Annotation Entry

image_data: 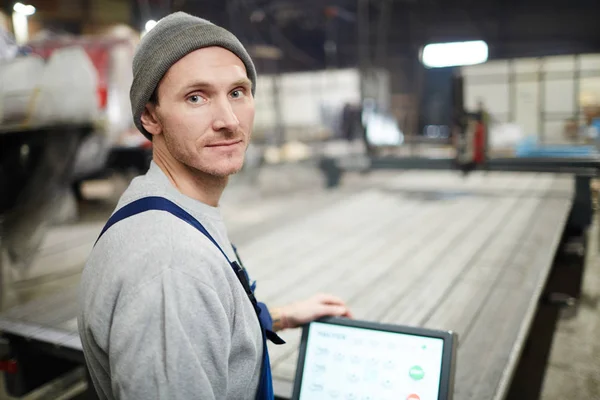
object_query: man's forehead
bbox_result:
[178,77,252,91]
[176,47,246,70]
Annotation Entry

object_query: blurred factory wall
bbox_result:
[388,56,421,139]
[252,68,390,144]
[462,54,600,145]
[0,10,9,31]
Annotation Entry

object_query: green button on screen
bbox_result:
[409,365,425,381]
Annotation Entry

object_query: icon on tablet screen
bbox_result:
[310,383,324,392]
[367,357,379,366]
[409,365,425,380]
[407,394,421,400]
[313,364,326,373]
[316,347,329,356]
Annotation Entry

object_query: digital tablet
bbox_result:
[291,317,457,400]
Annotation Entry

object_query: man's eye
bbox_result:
[231,89,245,99]
[188,95,203,104]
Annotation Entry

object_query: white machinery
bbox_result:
[0,33,150,293]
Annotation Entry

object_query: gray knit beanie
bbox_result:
[130,12,257,139]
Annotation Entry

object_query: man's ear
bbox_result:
[141,104,162,137]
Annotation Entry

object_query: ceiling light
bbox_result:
[13,2,36,16]
[145,20,157,32]
[421,40,488,68]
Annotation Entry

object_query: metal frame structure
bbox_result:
[319,154,599,233]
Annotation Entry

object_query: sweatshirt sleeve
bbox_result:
[108,268,231,400]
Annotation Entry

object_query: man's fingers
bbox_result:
[315,293,346,306]
[319,305,351,318]
[312,294,353,319]
[336,306,353,319]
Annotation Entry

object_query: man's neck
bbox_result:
[152,141,227,207]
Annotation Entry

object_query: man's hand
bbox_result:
[271,294,353,331]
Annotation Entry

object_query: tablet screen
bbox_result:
[298,321,445,400]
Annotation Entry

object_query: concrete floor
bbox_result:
[540,218,600,400]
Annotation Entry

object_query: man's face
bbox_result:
[145,47,255,178]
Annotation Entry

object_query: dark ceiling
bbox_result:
[130,0,600,72]
[10,0,596,72]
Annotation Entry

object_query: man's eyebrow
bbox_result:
[182,81,213,91]
[182,78,252,92]
[231,78,252,88]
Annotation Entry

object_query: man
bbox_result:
[78,12,352,400]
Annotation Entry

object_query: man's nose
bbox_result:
[212,97,240,132]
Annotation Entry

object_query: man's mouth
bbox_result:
[206,139,243,148]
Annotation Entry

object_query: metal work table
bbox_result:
[249,171,574,399]
[0,171,576,399]
[365,156,600,175]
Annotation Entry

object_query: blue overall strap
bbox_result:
[96,196,282,400]
[255,333,275,400]
[96,196,231,264]
[233,245,275,334]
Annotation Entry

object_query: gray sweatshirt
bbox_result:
[78,162,263,400]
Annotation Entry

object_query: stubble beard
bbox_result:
[162,125,247,179]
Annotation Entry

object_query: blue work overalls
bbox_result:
[96,196,286,400]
